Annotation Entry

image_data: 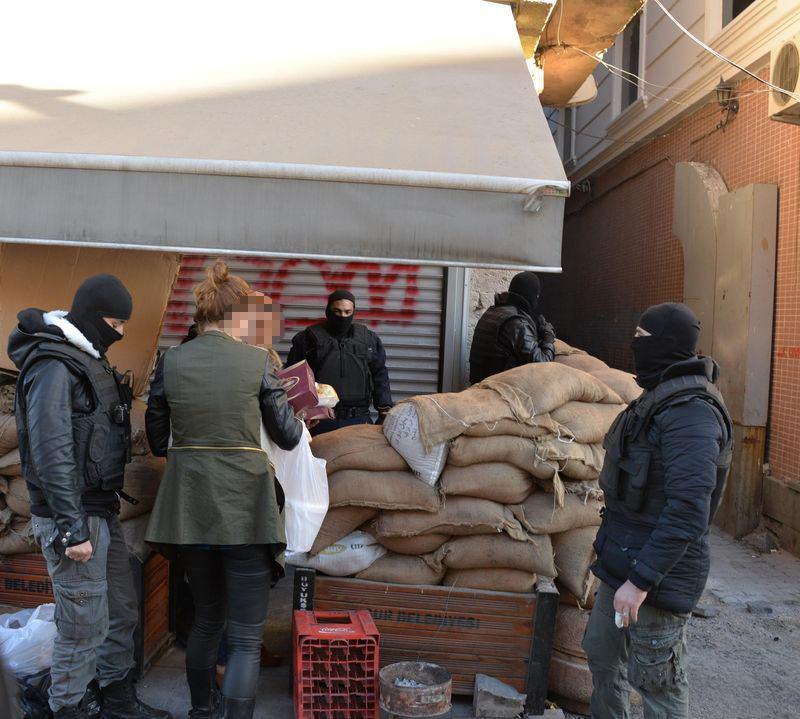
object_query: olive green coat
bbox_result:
[145,332,285,557]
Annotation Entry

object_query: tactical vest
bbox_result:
[599,373,733,525]
[307,323,372,407]
[16,341,132,493]
[469,304,532,384]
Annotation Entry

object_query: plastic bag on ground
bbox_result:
[0,604,57,678]
[261,422,329,554]
[286,530,386,576]
[382,402,448,485]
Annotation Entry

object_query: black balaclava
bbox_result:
[67,274,133,355]
[508,272,541,315]
[631,302,700,390]
[325,290,356,337]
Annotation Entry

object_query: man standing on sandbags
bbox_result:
[583,303,733,719]
[8,276,172,719]
[468,271,556,384]
[288,290,393,435]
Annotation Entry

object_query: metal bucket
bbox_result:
[379,662,452,718]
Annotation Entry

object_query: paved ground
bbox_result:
[138,529,800,718]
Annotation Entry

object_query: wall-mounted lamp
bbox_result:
[715,77,739,128]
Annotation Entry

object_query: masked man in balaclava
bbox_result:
[8,275,172,719]
[583,302,733,719]
[469,271,556,384]
[287,290,393,435]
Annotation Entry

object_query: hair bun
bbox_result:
[209,260,230,287]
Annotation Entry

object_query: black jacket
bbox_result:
[145,351,302,458]
[7,309,122,546]
[592,357,732,614]
[469,292,555,384]
[287,322,393,411]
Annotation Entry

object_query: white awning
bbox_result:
[0,0,568,270]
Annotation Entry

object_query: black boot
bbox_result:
[186,667,221,719]
[81,679,103,718]
[221,698,255,719]
[100,671,173,719]
[55,706,90,719]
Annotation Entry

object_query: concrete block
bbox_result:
[473,673,526,718]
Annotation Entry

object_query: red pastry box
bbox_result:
[278,361,319,414]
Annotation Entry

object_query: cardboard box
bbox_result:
[278,360,319,414]
[0,243,181,396]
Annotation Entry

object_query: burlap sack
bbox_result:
[552,526,598,606]
[555,354,609,373]
[440,463,534,504]
[536,477,603,501]
[328,470,440,512]
[591,368,642,404]
[433,533,556,578]
[559,574,600,609]
[443,568,537,593]
[511,492,603,535]
[0,448,21,476]
[0,412,17,456]
[376,497,528,542]
[551,402,624,445]
[554,339,586,356]
[356,552,445,585]
[462,415,565,440]
[310,506,377,556]
[118,457,165,522]
[369,530,450,556]
[311,424,407,474]
[0,516,37,556]
[448,436,559,481]
[130,399,151,456]
[549,651,592,709]
[540,440,605,482]
[0,385,15,415]
[553,605,589,660]
[3,477,30,518]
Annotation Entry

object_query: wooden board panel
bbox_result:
[314,576,536,696]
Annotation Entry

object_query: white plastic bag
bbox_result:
[382,403,448,486]
[0,604,57,677]
[285,530,386,576]
[261,421,329,553]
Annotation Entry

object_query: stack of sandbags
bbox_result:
[549,604,593,715]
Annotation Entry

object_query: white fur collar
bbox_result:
[42,310,101,359]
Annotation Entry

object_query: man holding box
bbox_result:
[288,290,393,435]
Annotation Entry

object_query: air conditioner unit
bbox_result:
[769,36,800,124]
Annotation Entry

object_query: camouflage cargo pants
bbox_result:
[31,515,138,712]
[582,581,690,719]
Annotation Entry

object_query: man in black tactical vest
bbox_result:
[8,275,172,719]
[468,271,556,384]
[287,290,393,435]
[583,303,733,719]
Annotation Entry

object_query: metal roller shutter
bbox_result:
[159,256,445,401]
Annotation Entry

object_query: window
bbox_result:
[723,0,757,26]
[621,12,642,110]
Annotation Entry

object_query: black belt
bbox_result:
[335,406,371,419]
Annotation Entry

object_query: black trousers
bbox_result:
[180,546,271,703]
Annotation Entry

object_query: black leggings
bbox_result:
[181,546,271,702]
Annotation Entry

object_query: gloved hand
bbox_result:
[537,315,556,344]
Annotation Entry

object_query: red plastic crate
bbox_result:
[293,610,380,719]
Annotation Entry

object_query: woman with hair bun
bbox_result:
[145,261,302,719]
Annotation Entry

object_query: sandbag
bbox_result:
[434,533,556,578]
[376,497,528,542]
[559,574,600,610]
[121,512,155,563]
[130,399,150,456]
[591,368,642,404]
[3,477,30,518]
[0,448,21,476]
[0,385,14,415]
[553,340,586,357]
[328,469,440,512]
[288,531,386,577]
[0,517,37,556]
[549,650,592,711]
[552,526,598,607]
[383,403,448,485]
[310,506,376,556]
[443,568,537,593]
[553,605,589,660]
[356,552,445,585]
[462,415,565,440]
[311,424,407,474]
[440,463,534,504]
[551,402,624,445]
[118,457,164,521]
[370,531,449,556]
[448,436,559,482]
[0,413,17,456]
[511,492,603,535]
[555,354,609,373]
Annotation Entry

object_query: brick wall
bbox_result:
[538,71,800,495]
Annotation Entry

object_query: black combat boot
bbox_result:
[55,706,90,719]
[221,697,255,719]
[100,671,173,719]
[187,667,221,719]
[82,679,103,718]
